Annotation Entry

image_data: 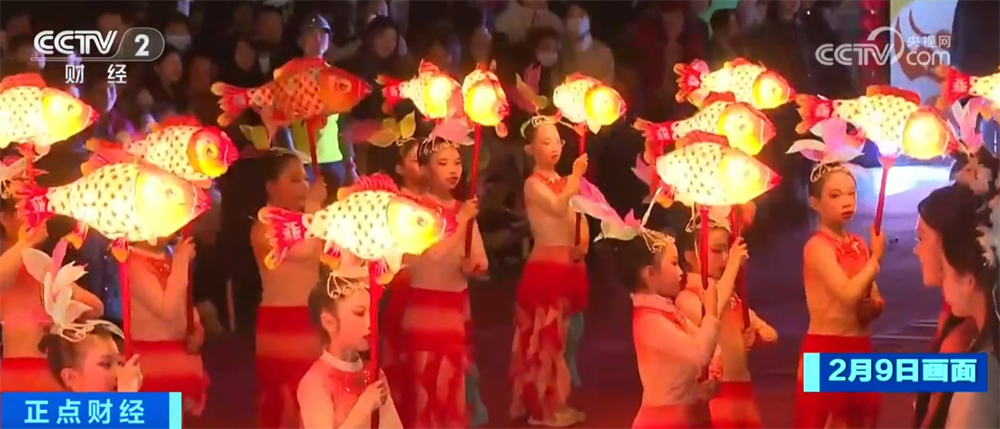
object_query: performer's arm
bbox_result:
[378,393,403,429]
[0,241,29,289]
[712,260,741,316]
[804,237,879,305]
[297,373,336,429]
[71,284,104,319]
[524,177,577,218]
[636,311,720,368]
[675,290,704,326]
[748,308,767,331]
[128,258,189,320]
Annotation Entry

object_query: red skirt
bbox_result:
[632,403,712,429]
[0,357,60,417]
[133,340,209,416]
[509,260,588,421]
[382,270,411,373]
[710,381,762,428]
[389,287,470,428]
[793,335,881,428]
[256,306,321,429]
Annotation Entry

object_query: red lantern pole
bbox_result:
[367,263,382,428]
[699,205,710,291]
[872,155,895,234]
[119,259,133,357]
[729,206,750,326]
[573,132,587,245]
[464,124,484,256]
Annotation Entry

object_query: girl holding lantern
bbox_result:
[0,173,104,395]
[675,212,776,428]
[297,278,404,429]
[249,150,329,428]
[388,136,485,428]
[125,235,208,415]
[509,113,589,427]
[793,161,886,429]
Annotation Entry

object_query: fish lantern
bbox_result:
[675,58,795,111]
[381,60,461,120]
[656,132,780,207]
[462,63,509,137]
[634,93,775,156]
[937,66,1000,113]
[18,163,210,260]
[257,174,453,283]
[553,74,626,134]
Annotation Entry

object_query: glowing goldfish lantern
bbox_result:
[656,132,780,206]
[83,116,238,187]
[462,62,509,137]
[634,92,775,156]
[379,60,461,119]
[257,174,453,283]
[212,57,372,139]
[553,74,626,133]
[937,65,1000,113]
[18,163,210,260]
[0,73,99,154]
[675,58,795,110]
[796,86,952,160]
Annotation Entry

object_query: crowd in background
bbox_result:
[0,0,996,333]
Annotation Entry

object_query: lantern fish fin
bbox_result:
[17,184,55,234]
[211,82,252,127]
[794,94,836,135]
[321,242,343,269]
[160,115,202,127]
[0,73,47,92]
[703,92,736,106]
[257,206,314,269]
[676,131,728,148]
[727,58,752,68]
[496,122,508,138]
[378,75,405,115]
[865,85,921,105]
[273,57,325,80]
[587,120,601,134]
[65,224,89,249]
[371,258,394,285]
[673,59,709,103]
[110,238,130,262]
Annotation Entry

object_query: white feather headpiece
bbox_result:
[787,118,865,183]
[684,205,732,233]
[23,239,123,342]
[946,98,993,195]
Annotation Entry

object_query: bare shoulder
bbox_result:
[804,235,834,258]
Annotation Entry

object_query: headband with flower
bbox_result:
[786,118,865,182]
[326,274,370,299]
[24,239,124,342]
[684,205,733,233]
[511,65,572,138]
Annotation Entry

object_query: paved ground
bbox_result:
[193,166,950,428]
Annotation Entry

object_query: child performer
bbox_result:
[250,150,329,428]
[510,115,589,427]
[389,137,486,428]
[604,220,745,428]
[298,277,403,429]
[1,180,104,394]
[676,212,777,428]
[31,240,141,393]
[127,235,208,415]
[794,161,885,429]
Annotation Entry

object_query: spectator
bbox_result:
[252,6,286,75]
[227,1,256,39]
[460,25,493,77]
[745,0,811,94]
[163,12,194,54]
[561,3,615,84]
[138,46,185,115]
[3,11,32,38]
[705,8,741,69]
[632,1,701,119]
[799,0,853,98]
[522,27,563,97]
[357,0,389,29]
[420,30,461,75]
[96,9,130,50]
[736,0,768,33]
[185,52,220,126]
[2,35,42,72]
[686,0,712,55]
[495,0,563,45]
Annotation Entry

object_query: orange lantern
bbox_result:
[674,58,795,110]
[553,74,625,134]
[634,93,775,156]
[462,63,509,136]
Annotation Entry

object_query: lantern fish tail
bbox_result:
[377,75,405,115]
[674,59,709,103]
[16,184,55,235]
[794,94,835,135]
[211,82,253,127]
[257,206,315,269]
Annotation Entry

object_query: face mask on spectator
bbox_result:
[566,16,589,36]
[536,51,558,67]
[168,35,192,52]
